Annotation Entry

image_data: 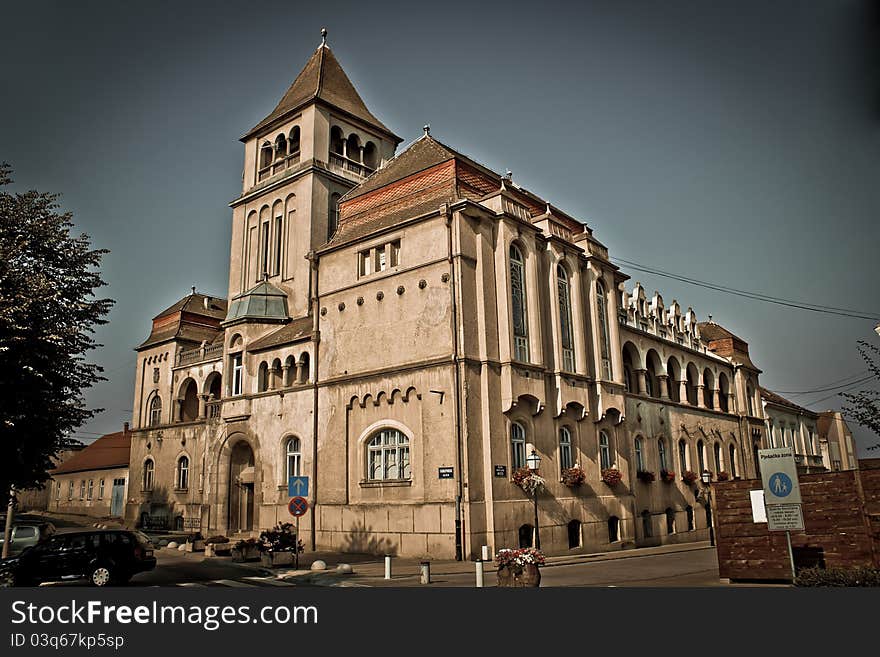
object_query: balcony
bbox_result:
[329,152,374,180]
[176,342,223,367]
[258,152,301,182]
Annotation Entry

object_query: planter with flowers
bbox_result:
[512,467,546,496]
[231,538,260,562]
[716,471,731,482]
[561,465,586,487]
[495,548,545,587]
[660,469,676,483]
[258,522,305,567]
[636,470,656,484]
[601,467,623,487]
[681,470,699,485]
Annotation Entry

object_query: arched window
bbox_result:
[634,436,645,471]
[641,510,653,538]
[231,352,243,396]
[149,395,162,427]
[346,133,362,162]
[729,444,737,478]
[289,126,301,154]
[299,352,310,384]
[596,281,612,379]
[557,265,575,372]
[567,519,581,549]
[510,245,529,362]
[703,369,715,409]
[286,437,301,478]
[363,141,378,170]
[599,431,612,470]
[559,427,573,470]
[697,440,705,473]
[686,505,695,531]
[260,141,273,169]
[176,456,189,490]
[666,508,676,534]
[666,357,681,402]
[608,516,620,543]
[678,439,688,472]
[328,192,341,240]
[330,126,345,155]
[257,361,269,393]
[143,459,154,491]
[685,364,699,405]
[511,422,526,469]
[714,442,722,473]
[747,384,755,416]
[274,133,287,160]
[367,429,410,481]
[718,373,730,412]
[519,524,534,548]
[658,438,668,471]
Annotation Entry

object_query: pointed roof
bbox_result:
[243,44,401,143]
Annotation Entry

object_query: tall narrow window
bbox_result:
[389,240,400,267]
[87,479,93,500]
[634,437,645,471]
[68,481,73,500]
[79,480,85,500]
[714,442,722,473]
[697,440,705,472]
[596,280,612,379]
[149,396,162,427]
[747,384,755,416]
[367,429,410,481]
[557,266,575,372]
[328,193,341,241]
[599,431,612,470]
[176,456,189,490]
[678,439,688,472]
[376,245,387,272]
[143,459,154,491]
[729,444,737,478]
[511,422,526,469]
[260,222,270,278]
[658,439,668,471]
[559,427,573,470]
[686,506,695,531]
[98,479,105,499]
[286,437,301,478]
[274,215,282,276]
[231,353,243,396]
[55,481,60,501]
[510,245,529,362]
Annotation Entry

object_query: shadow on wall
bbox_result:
[342,522,398,556]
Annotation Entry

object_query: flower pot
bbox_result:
[261,551,295,567]
[231,545,260,562]
[496,564,541,587]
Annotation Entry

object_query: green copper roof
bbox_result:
[223,280,290,326]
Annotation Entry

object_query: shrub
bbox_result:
[601,467,622,486]
[794,566,880,587]
[636,470,656,483]
[258,522,305,553]
[561,465,586,486]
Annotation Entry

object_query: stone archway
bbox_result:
[228,441,256,533]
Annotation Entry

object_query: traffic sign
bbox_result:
[767,503,805,532]
[288,476,309,497]
[758,447,802,504]
[288,496,309,517]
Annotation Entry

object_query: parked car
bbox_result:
[0,521,56,555]
[0,529,156,587]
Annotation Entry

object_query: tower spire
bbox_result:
[321,27,327,47]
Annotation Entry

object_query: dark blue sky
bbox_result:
[2,1,878,454]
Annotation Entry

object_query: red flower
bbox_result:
[601,467,622,486]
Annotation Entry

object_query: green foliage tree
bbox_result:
[0,163,113,499]
[841,340,880,451]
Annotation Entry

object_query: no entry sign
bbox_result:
[288,496,309,517]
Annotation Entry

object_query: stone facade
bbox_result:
[121,38,823,559]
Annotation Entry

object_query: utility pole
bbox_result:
[2,486,16,559]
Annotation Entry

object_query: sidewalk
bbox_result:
[270,540,717,587]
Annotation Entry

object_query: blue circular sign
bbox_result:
[769,472,793,497]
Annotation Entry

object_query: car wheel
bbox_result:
[90,565,113,587]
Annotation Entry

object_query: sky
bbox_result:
[2,0,878,456]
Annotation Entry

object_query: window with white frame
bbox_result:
[231,353,243,396]
[596,280,612,379]
[98,479,105,499]
[634,437,645,471]
[79,480,85,500]
[559,427,573,470]
[367,429,411,481]
[286,437,301,479]
[510,245,529,362]
[67,481,73,500]
[149,395,162,427]
[143,459,154,491]
[176,456,189,490]
[557,265,575,372]
[599,431,612,470]
[511,422,526,469]
[658,438,668,471]
[87,479,93,500]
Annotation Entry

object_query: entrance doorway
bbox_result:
[228,442,256,533]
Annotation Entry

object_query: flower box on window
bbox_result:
[681,470,699,485]
[601,467,622,487]
[716,471,731,481]
[660,469,676,483]
[561,465,586,487]
[636,470,656,484]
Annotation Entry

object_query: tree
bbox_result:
[0,163,113,498]
[841,340,880,450]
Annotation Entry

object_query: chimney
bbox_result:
[123,422,129,434]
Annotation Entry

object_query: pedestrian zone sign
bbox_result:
[758,447,802,505]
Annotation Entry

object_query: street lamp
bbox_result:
[700,470,715,547]
[526,450,541,550]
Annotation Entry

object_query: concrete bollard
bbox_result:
[481,545,490,561]
[475,560,484,588]
[419,560,431,584]
[384,555,392,580]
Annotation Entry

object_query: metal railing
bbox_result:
[329,152,374,178]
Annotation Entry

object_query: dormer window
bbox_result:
[359,240,400,277]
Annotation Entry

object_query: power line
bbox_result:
[773,372,873,395]
[796,378,877,407]
[616,257,880,321]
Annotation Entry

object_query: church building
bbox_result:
[125,33,774,558]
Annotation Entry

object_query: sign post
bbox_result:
[758,447,803,580]
[288,495,309,570]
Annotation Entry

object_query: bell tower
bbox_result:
[227,30,402,320]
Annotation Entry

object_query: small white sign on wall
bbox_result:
[750,489,767,523]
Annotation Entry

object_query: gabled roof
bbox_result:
[52,431,131,475]
[697,322,745,343]
[244,44,400,142]
[760,386,817,416]
[138,292,227,350]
